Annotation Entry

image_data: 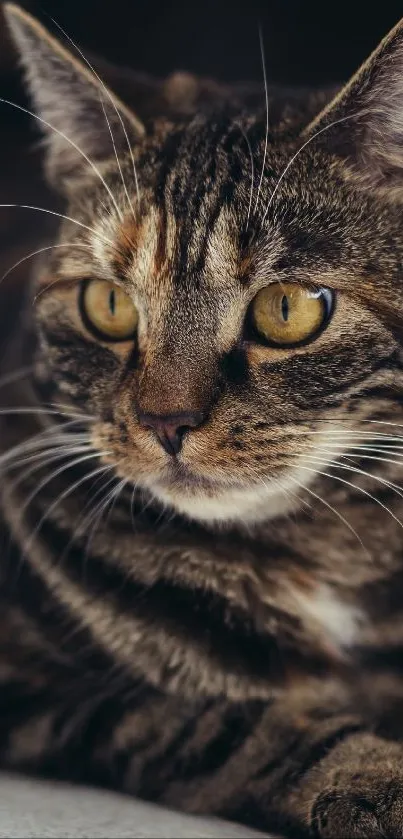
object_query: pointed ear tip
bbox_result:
[3,4,55,57]
[3,3,41,35]
[3,3,26,22]
[2,3,31,37]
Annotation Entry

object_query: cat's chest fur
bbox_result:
[1,421,398,704]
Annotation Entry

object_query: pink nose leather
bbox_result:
[138,411,205,456]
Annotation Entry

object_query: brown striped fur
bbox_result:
[2,4,403,836]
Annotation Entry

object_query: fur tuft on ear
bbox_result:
[305,17,403,194]
[3,4,144,192]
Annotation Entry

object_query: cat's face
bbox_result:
[6,5,403,524]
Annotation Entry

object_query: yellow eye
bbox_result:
[80,280,138,341]
[250,282,334,347]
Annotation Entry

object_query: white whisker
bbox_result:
[50,18,141,206]
[287,474,369,557]
[0,203,115,249]
[318,418,403,429]
[253,26,269,217]
[105,478,127,528]
[17,450,110,530]
[0,409,91,445]
[99,94,136,221]
[0,98,123,221]
[293,429,403,443]
[83,477,125,570]
[0,418,88,467]
[261,111,362,227]
[250,465,309,510]
[56,469,116,569]
[308,453,403,498]
[315,443,403,453]
[2,242,93,286]
[26,462,112,551]
[130,483,138,532]
[44,402,93,422]
[84,476,119,539]
[237,125,255,232]
[300,461,403,530]
[352,419,403,431]
[7,445,93,495]
[318,448,403,466]
[0,406,88,420]
[6,439,91,473]
[0,366,33,389]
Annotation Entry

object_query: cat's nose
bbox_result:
[138,411,206,456]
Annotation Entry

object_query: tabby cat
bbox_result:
[2,4,403,836]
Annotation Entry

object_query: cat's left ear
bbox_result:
[3,4,145,192]
[305,17,403,194]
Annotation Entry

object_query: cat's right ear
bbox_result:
[3,4,145,192]
[304,16,403,196]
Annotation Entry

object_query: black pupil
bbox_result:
[281,294,289,322]
[109,289,116,316]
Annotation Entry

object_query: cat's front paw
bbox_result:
[311,772,403,838]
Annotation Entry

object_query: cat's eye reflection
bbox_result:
[79,280,138,342]
[249,282,334,347]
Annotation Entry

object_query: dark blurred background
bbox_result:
[0,0,402,339]
[2,0,403,179]
[2,0,403,86]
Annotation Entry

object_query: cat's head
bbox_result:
[5,4,403,524]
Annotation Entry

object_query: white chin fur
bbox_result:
[140,434,341,525]
[149,465,314,525]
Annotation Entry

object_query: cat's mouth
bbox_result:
[144,460,297,524]
[159,461,228,493]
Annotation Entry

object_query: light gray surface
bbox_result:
[0,773,272,838]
